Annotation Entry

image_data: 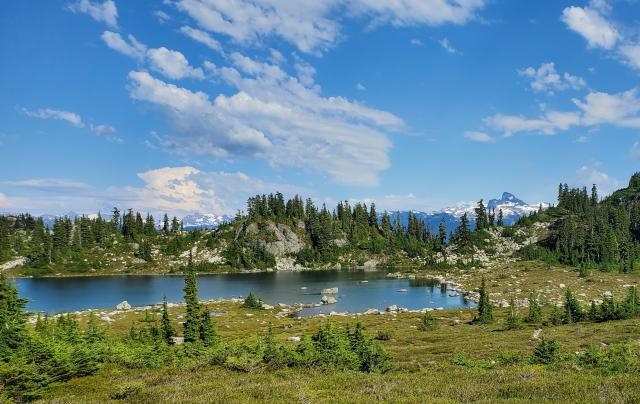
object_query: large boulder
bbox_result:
[116,301,131,310]
[246,222,304,256]
[171,336,185,346]
[321,296,337,305]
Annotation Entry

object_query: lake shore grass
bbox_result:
[37,295,640,403]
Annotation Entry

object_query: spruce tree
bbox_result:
[0,275,29,359]
[563,289,584,323]
[162,214,170,234]
[524,293,543,323]
[161,296,175,345]
[497,209,504,226]
[474,278,493,324]
[200,309,217,347]
[182,253,201,343]
[438,222,447,248]
[474,199,488,230]
[505,297,522,330]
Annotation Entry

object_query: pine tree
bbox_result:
[161,296,175,344]
[563,289,584,323]
[505,297,522,330]
[455,213,471,246]
[200,310,217,347]
[171,217,180,233]
[591,184,598,206]
[497,209,504,226]
[474,199,488,231]
[524,293,543,323]
[474,278,493,324]
[438,221,447,247]
[0,275,29,359]
[162,214,169,234]
[182,253,201,343]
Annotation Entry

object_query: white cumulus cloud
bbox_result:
[147,47,205,80]
[173,0,487,55]
[128,51,403,186]
[518,62,585,94]
[101,31,147,61]
[562,4,619,49]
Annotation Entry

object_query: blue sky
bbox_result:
[1,0,639,217]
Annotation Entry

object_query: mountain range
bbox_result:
[6,192,546,234]
[385,192,548,236]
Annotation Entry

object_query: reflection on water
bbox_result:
[14,270,473,315]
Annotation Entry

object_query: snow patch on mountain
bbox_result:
[181,213,234,230]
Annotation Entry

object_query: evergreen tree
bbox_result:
[525,293,543,323]
[200,309,217,347]
[160,296,175,345]
[474,199,488,230]
[454,213,471,246]
[474,278,493,324]
[563,289,584,323]
[497,209,504,226]
[162,214,169,234]
[0,275,29,359]
[591,184,598,206]
[182,254,201,343]
[171,217,180,233]
[438,221,447,247]
[505,297,522,330]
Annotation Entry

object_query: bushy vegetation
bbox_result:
[0,265,389,402]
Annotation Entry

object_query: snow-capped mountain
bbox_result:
[435,192,547,222]
[385,192,549,236]
[181,213,234,230]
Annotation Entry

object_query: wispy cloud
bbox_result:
[575,164,619,195]
[21,107,121,143]
[464,131,495,143]
[67,0,118,29]
[438,38,458,54]
[21,107,84,128]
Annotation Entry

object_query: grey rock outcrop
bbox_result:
[116,301,131,310]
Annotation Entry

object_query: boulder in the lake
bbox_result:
[321,287,338,294]
[386,304,399,312]
[321,295,337,305]
[398,288,408,292]
[116,301,131,310]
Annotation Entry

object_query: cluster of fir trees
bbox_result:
[524,173,640,272]
[240,194,466,266]
[0,208,188,269]
[471,279,640,330]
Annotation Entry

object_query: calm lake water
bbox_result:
[15,270,473,316]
